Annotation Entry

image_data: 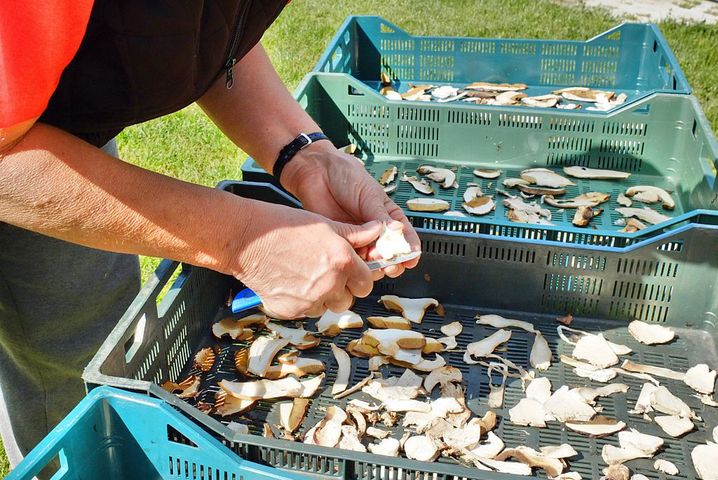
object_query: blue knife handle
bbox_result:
[231,288,262,314]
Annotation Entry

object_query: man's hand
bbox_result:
[281,141,421,278]
[228,200,383,319]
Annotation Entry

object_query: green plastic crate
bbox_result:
[242,73,718,247]
[313,16,690,110]
[84,182,718,480]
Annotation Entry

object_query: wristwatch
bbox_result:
[273,132,329,182]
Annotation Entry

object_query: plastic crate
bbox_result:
[313,16,690,111]
[242,73,718,248]
[6,386,299,480]
[84,181,718,480]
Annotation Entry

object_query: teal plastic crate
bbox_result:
[314,16,690,110]
[5,386,298,480]
[83,182,718,480]
[242,73,718,248]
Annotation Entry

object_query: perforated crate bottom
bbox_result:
[177,296,716,480]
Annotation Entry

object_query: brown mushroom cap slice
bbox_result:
[367,316,411,330]
[161,375,201,399]
[473,168,502,179]
[363,328,426,350]
[378,166,397,186]
[193,347,216,372]
[265,322,321,350]
[463,196,495,216]
[264,357,325,380]
[316,310,363,337]
[247,335,290,377]
[278,398,310,433]
[406,198,450,212]
[563,166,631,180]
[346,338,380,358]
[565,416,626,437]
[214,388,256,416]
[330,343,351,396]
[627,320,675,345]
[212,314,265,340]
[379,295,441,324]
[416,165,457,189]
[422,338,444,354]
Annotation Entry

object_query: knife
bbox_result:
[230,251,421,314]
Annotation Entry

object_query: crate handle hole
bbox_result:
[653,40,658,52]
[692,119,697,137]
[348,85,364,96]
[124,314,147,364]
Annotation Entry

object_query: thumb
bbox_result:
[332,220,383,248]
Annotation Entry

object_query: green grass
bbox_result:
[2,1,716,475]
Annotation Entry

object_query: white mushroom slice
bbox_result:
[558,88,614,103]
[475,458,532,475]
[278,398,310,433]
[430,85,459,100]
[416,165,457,189]
[366,316,411,330]
[651,385,694,418]
[497,446,565,478]
[345,406,367,436]
[685,364,717,395]
[627,320,675,345]
[424,366,462,393]
[543,192,610,208]
[609,429,664,461]
[443,419,486,451]
[474,169,502,179]
[556,103,581,110]
[630,383,658,415]
[563,166,631,180]
[487,90,527,105]
[616,207,671,225]
[381,88,402,101]
[626,186,675,210]
[654,459,679,475]
[463,196,495,215]
[161,375,201,399]
[337,425,366,452]
[544,386,597,422]
[521,168,575,188]
[219,377,302,400]
[510,398,548,427]
[693,443,718,480]
[463,186,483,202]
[374,225,412,261]
[378,166,397,186]
[407,197,451,212]
[443,210,467,217]
[193,347,216,372]
[363,328,426,352]
[617,193,633,207]
[407,354,446,372]
[330,343,351,396]
[575,383,629,405]
[367,355,390,372]
[368,437,400,457]
[438,336,457,350]
[379,295,440,324]
[621,360,685,381]
[504,177,530,188]
[603,464,630,480]
[467,431,505,459]
[403,435,440,462]
[402,174,435,195]
[565,416,626,437]
[517,183,567,196]
[526,377,553,403]
[248,336,290,377]
[503,197,552,220]
[522,94,560,108]
[572,333,619,368]
[487,362,509,408]
[265,322,321,350]
[654,415,694,437]
[697,394,718,407]
[476,313,535,332]
[362,378,420,403]
[530,332,552,371]
[264,357,325,380]
[311,405,347,447]
[316,310,363,337]
[212,314,266,340]
[366,426,390,439]
[464,329,512,364]
[576,367,618,383]
[226,422,249,435]
[440,321,463,337]
[383,183,397,194]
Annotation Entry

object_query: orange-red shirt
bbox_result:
[0,1,93,128]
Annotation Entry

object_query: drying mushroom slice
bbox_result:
[193,347,216,372]
[652,385,695,418]
[603,464,630,480]
[367,316,411,330]
[517,183,567,196]
[510,398,548,427]
[565,416,625,437]
[544,192,610,208]
[337,425,367,452]
[476,314,535,332]
[402,85,433,101]
[312,405,348,447]
[464,329,512,364]
[438,336,457,350]
[334,373,375,400]
[378,166,397,186]
[375,224,412,261]
[617,193,633,207]
[402,174,435,195]
[654,459,679,476]
[247,335,290,377]
[466,81,528,92]
[575,384,629,405]
[468,431,505,459]
[440,321,463,337]
[406,198,450,212]
[463,196,495,215]
[363,328,426,353]
[573,206,603,227]
[556,88,615,103]
[345,407,367,437]
[346,338,380,358]
[503,178,530,188]
[214,388,255,416]
[212,314,265,340]
[625,186,675,210]
[521,94,561,108]
[474,168,502,179]
[544,386,597,422]
[379,295,441,324]
[685,364,717,395]
[692,443,718,480]
[530,332,552,371]
[621,360,685,381]
[487,363,508,408]
[627,320,675,345]
[497,446,565,478]
[424,366,463,393]
[383,183,397,195]
[330,343,351,396]
[559,355,618,382]
[161,375,200,399]
[630,383,658,415]
[443,210,467,217]
[367,355,389,371]
[616,207,671,225]
[602,429,663,465]
[655,415,694,437]
[489,91,527,106]
[526,377,552,403]
[278,398,310,433]
[264,357,325,380]
[316,310,363,337]
[618,218,648,233]
[219,377,302,400]
[563,166,631,180]
[416,165,457,189]
[520,168,575,188]
[572,332,619,368]
[262,423,275,438]
[265,322,321,350]
[365,426,390,439]
[368,437,400,457]
[431,85,460,101]
[403,435,440,462]
[390,353,446,372]
[422,338,444,354]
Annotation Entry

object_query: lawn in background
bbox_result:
[2,0,716,475]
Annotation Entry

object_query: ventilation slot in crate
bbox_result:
[539,58,578,85]
[380,38,413,52]
[355,462,440,480]
[167,425,198,447]
[397,141,438,157]
[547,252,607,271]
[612,280,673,303]
[459,39,496,54]
[543,273,604,296]
[397,106,440,122]
[380,54,413,81]
[167,324,191,381]
[602,121,648,137]
[549,118,595,133]
[609,300,670,322]
[657,240,684,252]
[617,258,679,277]
[498,113,542,129]
[419,54,454,82]
[135,340,161,381]
[163,300,186,340]
[397,124,438,141]
[548,135,592,152]
[423,239,467,257]
[500,42,537,56]
[546,152,591,167]
[447,110,491,125]
[599,138,645,156]
[541,294,600,315]
[412,215,481,234]
[477,245,536,263]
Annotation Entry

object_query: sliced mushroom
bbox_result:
[402,85,433,101]
[330,343,351,396]
[367,316,411,329]
[161,375,200,399]
[654,459,679,475]
[544,385,597,422]
[368,437,400,456]
[466,81,528,92]
[476,313,535,332]
[488,362,509,408]
[403,435,440,462]
[219,377,301,400]
[517,183,567,196]
[375,224,412,261]
[503,178,530,188]
[521,168,575,188]
[346,338,379,358]
[602,429,664,465]
[496,446,565,478]
[468,431,505,459]
[521,94,560,108]
[570,332,619,368]
[575,384,629,405]
[407,197,451,212]
[417,165,457,189]
[264,357,325,380]
[278,398,310,433]
[402,174,435,195]
[379,295,441,324]
[625,186,675,210]
[266,322,321,350]
[383,183,397,195]
[530,332,552,371]
[334,373,375,400]
[214,388,255,416]
[474,169,502,179]
[431,85,460,101]
[212,315,265,340]
[526,376,552,403]
[544,192,610,209]
[316,310,363,337]
[617,193,633,207]
[363,328,426,354]
[572,205,603,227]
[338,425,367,452]
[651,385,695,418]
[424,365,463,393]
[621,360,685,381]
[685,364,717,395]
[367,355,390,371]
[615,207,671,225]
[366,426,390,439]
[422,337,444,354]
[654,415,694,437]
[438,336,458,350]
[193,347,216,372]
[464,329,512,364]
[627,320,675,345]
[378,166,397,186]
[311,405,347,447]
[563,166,631,180]
[262,423,275,438]
[510,398,548,427]
[247,335,290,377]
[556,88,614,103]
[463,196,495,216]
[602,464,630,480]
[692,442,718,480]
[440,321,463,337]
[565,416,625,437]
[443,210,467,217]
[619,218,647,233]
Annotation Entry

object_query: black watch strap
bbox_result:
[273,132,329,182]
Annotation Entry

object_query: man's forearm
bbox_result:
[0,122,245,272]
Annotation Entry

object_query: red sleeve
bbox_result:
[0,1,94,128]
